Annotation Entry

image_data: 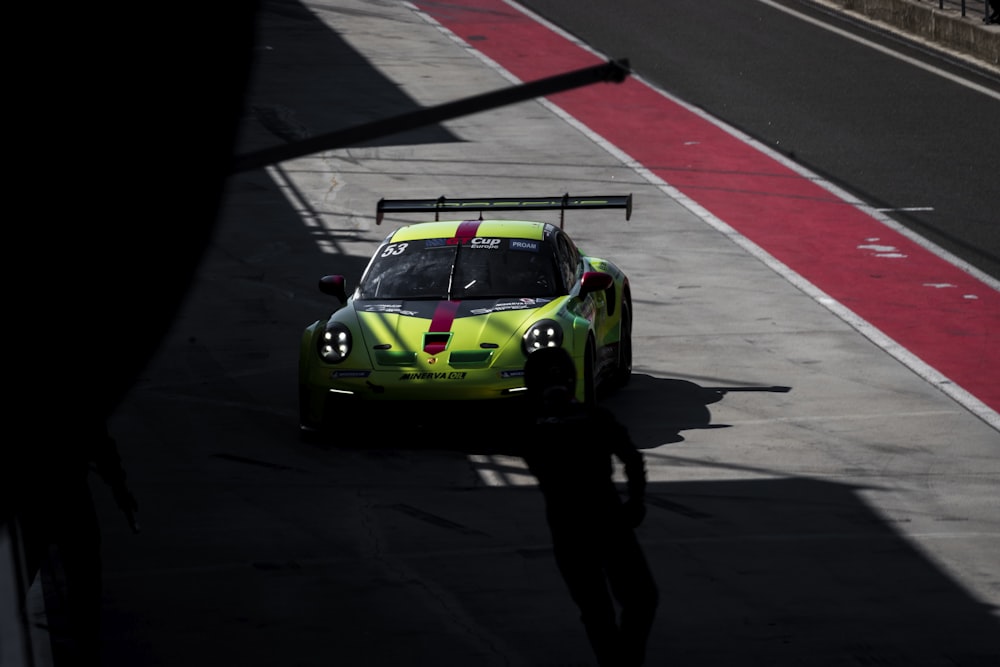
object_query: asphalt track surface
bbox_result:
[515,0,1000,280]
[15,1,999,666]
[409,0,1000,429]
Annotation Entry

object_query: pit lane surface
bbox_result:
[515,0,1000,279]
[60,1,1000,666]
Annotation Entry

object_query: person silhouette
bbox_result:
[517,347,658,667]
[14,419,139,665]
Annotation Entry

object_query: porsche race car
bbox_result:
[298,194,633,432]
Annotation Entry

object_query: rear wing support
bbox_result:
[375,193,632,229]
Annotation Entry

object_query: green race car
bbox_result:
[299,194,633,432]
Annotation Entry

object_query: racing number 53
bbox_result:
[381,243,408,257]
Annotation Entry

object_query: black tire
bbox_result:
[298,384,328,436]
[583,337,598,406]
[298,425,325,445]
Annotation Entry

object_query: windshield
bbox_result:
[357,237,560,300]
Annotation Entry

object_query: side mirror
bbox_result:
[579,271,613,295]
[318,275,348,304]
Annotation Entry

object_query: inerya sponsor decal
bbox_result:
[470,298,543,315]
[363,303,403,313]
[362,303,418,316]
[399,371,468,380]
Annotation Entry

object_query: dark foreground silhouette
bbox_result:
[513,347,659,667]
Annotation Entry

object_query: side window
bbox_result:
[555,233,580,290]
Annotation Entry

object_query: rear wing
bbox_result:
[375,193,632,228]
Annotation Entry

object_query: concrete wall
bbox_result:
[829,0,999,66]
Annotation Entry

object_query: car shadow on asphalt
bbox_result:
[300,372,787,454]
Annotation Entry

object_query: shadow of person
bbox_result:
[508,347,660,667]
[603,373,791,449]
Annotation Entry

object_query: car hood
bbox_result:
[350,297,557,367]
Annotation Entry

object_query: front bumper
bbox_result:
[299,365,530,430]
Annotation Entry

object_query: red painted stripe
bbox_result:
[425,300,462,354]
[456,220,482,238]
[424,223,476,354]
[429,299,462,332]
[412,0,1000,414]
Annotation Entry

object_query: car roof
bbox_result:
[386,219,552,243]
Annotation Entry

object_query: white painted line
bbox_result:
[757,0,1000,100]
[640,530,1000,546]
[721,409,967,425]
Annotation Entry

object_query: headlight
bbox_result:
[522,319,563,354]
[318,322,352,363]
